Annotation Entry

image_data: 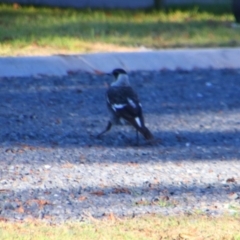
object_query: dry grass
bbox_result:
[0,42,138,56]
[0,214,240,240]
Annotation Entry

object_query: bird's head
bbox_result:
[110,68,130,87]
[112,68,127,79]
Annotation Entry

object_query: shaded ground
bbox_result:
[0,69,240,222]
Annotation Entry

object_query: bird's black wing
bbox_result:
[106,86,153,140]
[106,86,144,129]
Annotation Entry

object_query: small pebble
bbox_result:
[205,82,212,87]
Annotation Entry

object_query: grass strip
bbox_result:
[0,214,240,240]
[0,3,239,56]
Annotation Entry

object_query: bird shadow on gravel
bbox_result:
[0,68,240,163]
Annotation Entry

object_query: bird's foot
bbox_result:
[96,133,103,139]
[96,121,112,139]
[145,137,161,146]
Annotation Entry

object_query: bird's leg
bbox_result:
[97,121,112,138]
[136,130,139,146]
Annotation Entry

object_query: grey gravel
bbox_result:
[0,69,240,223]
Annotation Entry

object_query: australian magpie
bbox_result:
[97,68,153,142]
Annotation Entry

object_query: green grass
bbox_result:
[0,3,239,56]
[0,214,240,240]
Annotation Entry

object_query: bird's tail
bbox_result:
[138,126,154,140]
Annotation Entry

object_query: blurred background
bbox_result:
[0,0,239,56]
[0,0,233,9]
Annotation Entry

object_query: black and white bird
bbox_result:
[97,68,153,142]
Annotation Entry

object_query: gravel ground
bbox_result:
[0,69,240,223]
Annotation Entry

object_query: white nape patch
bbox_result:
[111,74,130,87]
[127,98,136,108]
[135,117,142,128]
[139,103,142,107]
[112,103,126,111]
